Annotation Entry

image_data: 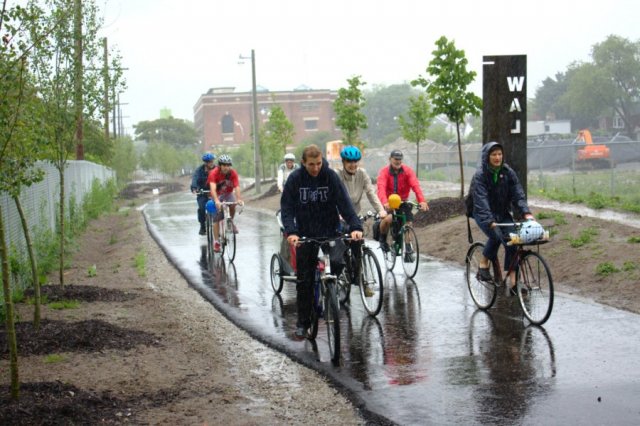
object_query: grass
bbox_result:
[134,250,146,277]
[48,300,80,310]
[87,264,97,277]
[528,168,640,214]
[628,236,640,244]
[596,262,619,276]
[567,227,599,248]
[44,354,66,363]
[536,211,568,225]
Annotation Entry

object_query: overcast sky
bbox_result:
[100,0,640,134]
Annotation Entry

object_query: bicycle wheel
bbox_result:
[270,253,284,294]
[383,234,396,271]
[401,226,419,278]
[225,219,236,262]
[325,283,341,366]
[308,280,320,340]
[466,242,497,310]
[517,252,554,325]
[359,247,384,316]
[206,214,215,262]
[337,271,351,305]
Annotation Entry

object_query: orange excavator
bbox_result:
[574,129,612,169]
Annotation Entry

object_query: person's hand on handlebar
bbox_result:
[419,201,429,212]
[287,234,299,247]
[350,230,363,241]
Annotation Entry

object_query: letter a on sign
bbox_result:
[510,98,522,112]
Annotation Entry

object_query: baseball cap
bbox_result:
[390,150,403,159]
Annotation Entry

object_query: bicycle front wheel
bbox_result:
[359,247,384,316]
[225,219,236,262]
[401,226,419,278]
[270,254,284,294]
[466,242,497,310]
[206,214,215,262]
[383,234,396,271]
[325,283,341,366]
[337,271,351,305]
[517,252,554,325]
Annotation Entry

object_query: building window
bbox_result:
[613,115,624,129]
[304,118,318,131]
[301,102,319,112]
[221,115,234,133]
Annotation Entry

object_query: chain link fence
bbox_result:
[1,161,115,267]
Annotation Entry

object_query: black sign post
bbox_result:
[482,55,527,194]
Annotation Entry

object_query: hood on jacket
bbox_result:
[480,141,503,172]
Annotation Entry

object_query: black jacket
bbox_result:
[471,141,530,228]
[280,158,362,238]
[191,164,210,195]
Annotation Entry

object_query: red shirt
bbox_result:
[207,168,239,195]
[376,164,425,204]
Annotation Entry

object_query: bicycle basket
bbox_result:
[508,221,549,245]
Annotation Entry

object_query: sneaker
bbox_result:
[232,223,239,234]
[404,253,415,263]
[477,267,492,282]
[294,326,306,339]
[213,241,221,252]
[199,226,206,236]
[405,244,414,254]
[364,285,374,297]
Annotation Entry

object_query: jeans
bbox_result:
[196,195,208,226]
[474,215,516,272]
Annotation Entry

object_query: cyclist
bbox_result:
[191,152,216,235]
[337,145,387,297]
[280,144,363,338]
[277,153,299,193]
[470,141,534,293]
[376,149,429,261]
[207,154,244,252]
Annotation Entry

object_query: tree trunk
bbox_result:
[0,209,20,399]
[416,141,420,180]
[59,169,65,285]
[13,196,41,329]
[456,122,465,199]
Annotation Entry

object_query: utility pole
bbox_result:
[103,38,109,140]
[74,0,83,159]
[251,49,262,194]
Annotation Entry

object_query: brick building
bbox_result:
[193,87,340,152]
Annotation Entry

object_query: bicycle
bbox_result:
[217,201,243,262]
[336,212,384,316]
[381,200,420,278]
[465,222,554,325]
[270,232,345,365]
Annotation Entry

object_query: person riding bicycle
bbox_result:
[191,152,216,235]
[277,153,299,193]
[207,154,244,252]
[337,145,386,297]
[376,149,429,261]
[280,144,363,339]
[471,141,534,293]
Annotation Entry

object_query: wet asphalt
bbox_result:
[143,192,640,425]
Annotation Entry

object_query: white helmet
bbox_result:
[284,153,295,161]
[518,221,545,244]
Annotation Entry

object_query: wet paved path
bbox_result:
[144,192,640,425]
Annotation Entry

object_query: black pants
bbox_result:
[295,240,346,327]
[196,195,208,227]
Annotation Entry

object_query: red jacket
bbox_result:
[377,164,426,204]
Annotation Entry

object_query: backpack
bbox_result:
[464,183,474,217]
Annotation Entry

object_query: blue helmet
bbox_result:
[202,152,215,162]
[340,145,362,161]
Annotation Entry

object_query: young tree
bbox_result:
[334,75,368,148]
[362,83,420,147]
[413,36,482,198]
[134,117,199,148]
[259,104,294,177]
[398,94,432,179]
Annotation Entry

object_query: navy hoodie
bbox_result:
[471,141,530,228]
[281,158,362,238]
